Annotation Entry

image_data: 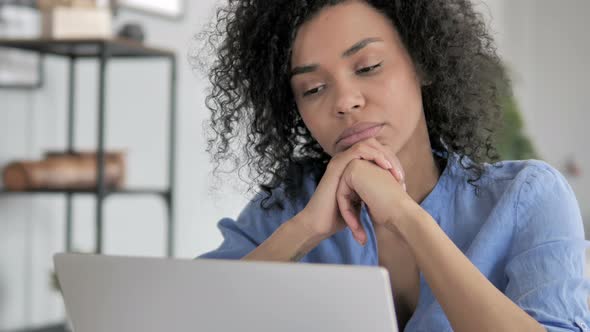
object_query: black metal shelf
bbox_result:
[0,38,177,257]
[0,188,170,197]
[0,37,174,58]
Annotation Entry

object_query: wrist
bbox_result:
[385,200,433,242]
[288,213,329,251]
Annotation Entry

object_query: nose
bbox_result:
[333,80,365,116]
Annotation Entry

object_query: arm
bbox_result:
[337,159,550,331]
[392,164,590,332]
[200,139,399,261]
[396,205,545,332]
[242,139,401,261]
[197,198,323,261]
[503,165,590,331]
[243,214,326,262]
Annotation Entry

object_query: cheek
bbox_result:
[298,109,321,139]
[373,69,422,116]
[367,73,423,146]
[298,109,336,154]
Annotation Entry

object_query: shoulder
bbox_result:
[237,159,320,225]
[479,159,580,219]
[482,159,579,215]
[507,160,582,233]
[481,158,561,183]
[461,158,583,252]
[464,158,574,203]
[210,161,320,249]
[445,156,564,203]
[479,159,584,252]
[449,156,581,228]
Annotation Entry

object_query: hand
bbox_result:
[297,138,405,245]
[336,158,416,243]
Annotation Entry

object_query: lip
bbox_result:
[336,122,384,150]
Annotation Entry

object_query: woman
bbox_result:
[196,0,590,330]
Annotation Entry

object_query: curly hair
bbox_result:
[193,0,509,208]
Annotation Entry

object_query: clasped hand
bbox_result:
[298,138,416,245]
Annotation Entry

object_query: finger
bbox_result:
[349,144,406,193]
[346,144,392,171]
[360,139,400,177]
[328,145,389,181]
[389,156,407,192]
[336,175,367,245]
[361,139,406,190]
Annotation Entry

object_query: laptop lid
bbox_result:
[54,253,399,332]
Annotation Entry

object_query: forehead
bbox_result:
[291,1,399,66]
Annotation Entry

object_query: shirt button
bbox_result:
[575,317,589,331]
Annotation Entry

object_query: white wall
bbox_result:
[486,0,590,226]
[0,1,250,329]
[0,0,588,330]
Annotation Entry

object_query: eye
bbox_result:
[303,85,325,97]
[356,62,383,75]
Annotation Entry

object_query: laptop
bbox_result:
[54,253,399,332]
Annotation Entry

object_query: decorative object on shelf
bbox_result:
[116,0,184,20]
[2,151,126,191]
[40,0,113,39]
[0,38,177,258]
[0,37,177,332]
[37,0,96,9]
[117,22,144,43]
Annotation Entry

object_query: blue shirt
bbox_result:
[199,153,590,332]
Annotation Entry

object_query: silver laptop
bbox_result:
[54,253,399,332]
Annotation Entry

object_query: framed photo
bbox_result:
[0,4,41,88]
[117,0,184,20]
[0,48,42,88]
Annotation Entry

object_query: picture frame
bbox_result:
[0,4,42,89]
[0,48,42,89]
[117,0,184,21]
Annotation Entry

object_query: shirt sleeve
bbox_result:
[197,191,294,260]
[504,163,590,332]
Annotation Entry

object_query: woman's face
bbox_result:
[290,0,425,157]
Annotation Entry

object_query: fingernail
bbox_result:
[403,182,407,192]
[355,235,362,244]
[356,236,363,246]
[386,161,393,169]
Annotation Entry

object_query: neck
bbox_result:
[397,118,442,204]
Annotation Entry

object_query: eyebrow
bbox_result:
[290,37,383,78]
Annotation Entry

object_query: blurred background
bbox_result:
[0,0,588,330]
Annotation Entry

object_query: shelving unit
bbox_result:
[0,37,177,256]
